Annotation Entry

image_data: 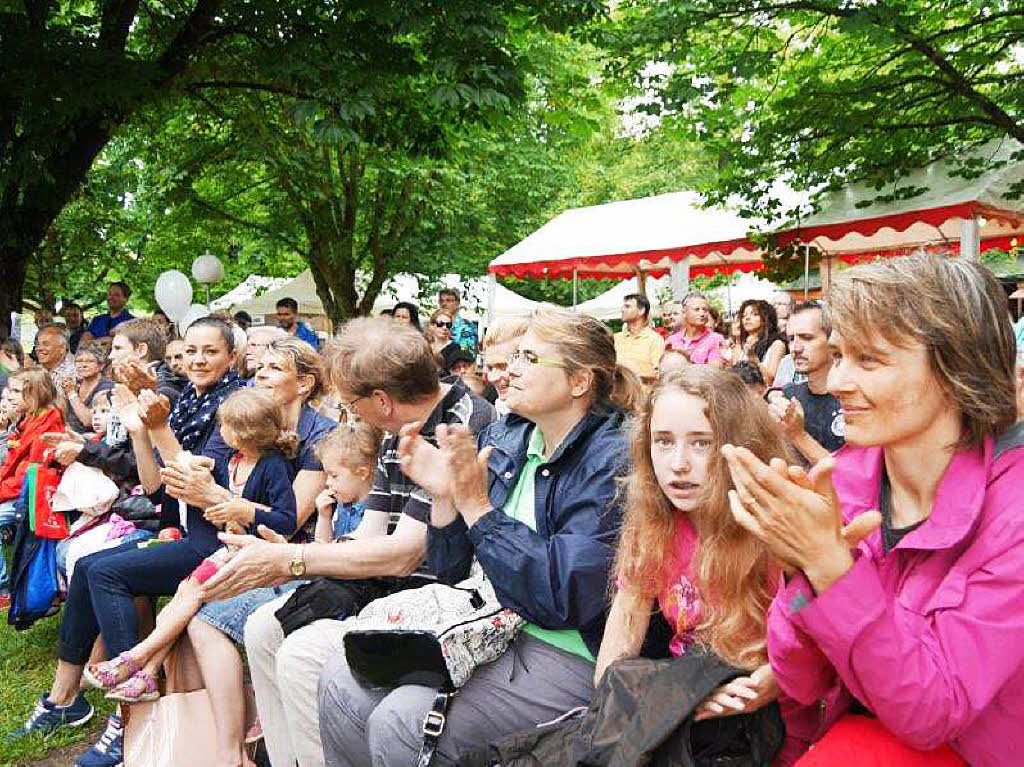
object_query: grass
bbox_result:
[0,607,116,765]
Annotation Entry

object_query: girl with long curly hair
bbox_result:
[595,365,808,762]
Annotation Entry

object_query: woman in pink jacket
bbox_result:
[721,255,1022,767]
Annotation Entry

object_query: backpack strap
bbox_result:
[994,421,1024,461]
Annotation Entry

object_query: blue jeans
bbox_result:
[0,499,21,591]
[56,529,153,583]
[57,538,211,664]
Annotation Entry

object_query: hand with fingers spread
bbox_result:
[722,445,868,593]
[396,421,454,498]
[114,359,158,395]
[200,526,292,602]
[137,389,171,429]
[438,424,492,526]
[41,429,85,447]
[768,396,806,441]
[694,663,780,721]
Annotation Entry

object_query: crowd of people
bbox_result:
[0,255,1021,767]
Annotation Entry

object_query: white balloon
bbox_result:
[178,304,211,336]
[192,253,225,284]
[154,271,193,322]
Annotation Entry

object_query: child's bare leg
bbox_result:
[188,617,249,767]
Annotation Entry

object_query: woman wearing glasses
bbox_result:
[428,308,460,372]
[317,308,643,765]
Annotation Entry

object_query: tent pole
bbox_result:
[960,216,981,260]
[572,268,578,309]
[670,258,690,300]
[637,268,648,298]
[486,273,497,330]
[803,243,810,300]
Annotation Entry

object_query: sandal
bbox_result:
[83,652,140,691]
[106,671,159,703]
[244,719,263,744]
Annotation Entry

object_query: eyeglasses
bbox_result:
[508,350,567,369]
[434,320,452,329]
[338,394,368,412]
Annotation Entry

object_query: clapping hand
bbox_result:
[397,421,454,498]
[115,360,158,395]
[138,389,171,429]
[110,385,144,433]
[437,424,492,525]
[767,396,806,441]
[723,447,881,593]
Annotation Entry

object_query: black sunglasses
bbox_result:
[434,320,452,328]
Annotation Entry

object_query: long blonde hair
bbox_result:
[616,367,790,669]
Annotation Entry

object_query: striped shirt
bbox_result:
[366,379,495,536]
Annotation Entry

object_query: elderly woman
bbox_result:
[723,256,1023,766]
[157,337,336,767]
[316,308,642,765]
[64,343,114,434]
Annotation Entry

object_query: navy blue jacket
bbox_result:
[427,408,628,656]
[210,449,298,542]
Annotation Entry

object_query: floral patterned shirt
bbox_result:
[658,517,704,657]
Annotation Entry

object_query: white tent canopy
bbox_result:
[488,192,761,281]
[574,276,670,321]
[225,269,544,324]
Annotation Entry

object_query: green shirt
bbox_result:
[502,425,595,662]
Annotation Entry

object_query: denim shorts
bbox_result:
[196,581,303,642]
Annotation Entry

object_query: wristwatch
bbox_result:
[289,544,306,577]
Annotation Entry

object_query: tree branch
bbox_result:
[186,81,315,99]
[888,22,1024,143]
[190,194,305,253]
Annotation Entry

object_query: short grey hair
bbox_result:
[36,324,69,348]
[682,292,710,308]
[247,325,288,342]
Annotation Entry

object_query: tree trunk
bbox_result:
[0,246,27,336]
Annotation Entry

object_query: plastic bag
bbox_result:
[50,463,119,516]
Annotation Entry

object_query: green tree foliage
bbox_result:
[0,0,600,324]
[604,0,1024,226]
[54,28,708,322]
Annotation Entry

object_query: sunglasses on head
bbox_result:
[434,320,452,328]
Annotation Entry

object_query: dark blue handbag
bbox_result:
[8,479,59,629]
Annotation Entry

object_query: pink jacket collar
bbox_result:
[832,437,992,553]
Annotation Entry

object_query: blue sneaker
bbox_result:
[6,692,94,738]
[75,714,123,767]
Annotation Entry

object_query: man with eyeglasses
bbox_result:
[203,318,495,767]
[771,292,793,335]
[766,301,844,463]
[241,325,287,380]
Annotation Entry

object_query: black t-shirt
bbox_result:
[783,382,846,452]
